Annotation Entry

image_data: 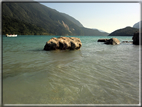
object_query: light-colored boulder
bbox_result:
[44,37,82,51]
[43,39,59,50]
[104,38,120,45]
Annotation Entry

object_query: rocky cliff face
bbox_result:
[62,21,71,33]
[61,13,84,27]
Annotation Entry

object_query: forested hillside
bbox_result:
[2,2,108,36]
[108,27,139,36]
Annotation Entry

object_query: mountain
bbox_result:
[81,27,108,36]
[2,2,108,36]
[133,21,142,29]
[61,13,84,27]
[2,2,76,35]
[2,15,48,35]
[93,28,108,33]
[108,26,139,36]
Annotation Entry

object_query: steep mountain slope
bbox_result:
[2,2,108,36]
[2,2,77,35]
[61,13,84,27]
[82,27,108,36]
[108,27,139,36]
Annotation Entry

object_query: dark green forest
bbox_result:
[2,15,51,35]
[2,2,109,36]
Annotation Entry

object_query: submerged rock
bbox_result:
[132,32,141,45]
[122,41,133,43]
[44,37,82,51]
[104,38,120,45]
[97,39,109,42]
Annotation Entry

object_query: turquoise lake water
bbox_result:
[2,35,140,105]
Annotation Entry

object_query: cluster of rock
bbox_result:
[98,32,141,45]
[43,32,141,51]
[44,37,82,51]
[98,38,120,45]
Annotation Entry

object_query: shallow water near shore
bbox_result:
[2,35,140,104]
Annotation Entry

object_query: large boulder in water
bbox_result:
[104,38,120,45]
[132,32,141,45]
[44,37,82,51]
[43,38,59,50]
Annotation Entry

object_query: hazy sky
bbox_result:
[37,1,141,33]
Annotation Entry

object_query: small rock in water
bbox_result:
[122,41,133,43]
[104,38,120,45]
[97,39,109,42]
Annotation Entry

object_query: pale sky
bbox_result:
[38,1,141,33]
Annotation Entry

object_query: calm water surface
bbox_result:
[2,35,140,104]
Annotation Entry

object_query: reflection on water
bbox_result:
[3,36,139,104]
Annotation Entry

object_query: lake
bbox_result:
[2,35,140,105]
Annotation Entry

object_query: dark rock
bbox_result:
[97,39,109,42]
[132,32,142,45]
[44,37,82,51]
[104,38,120,45]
